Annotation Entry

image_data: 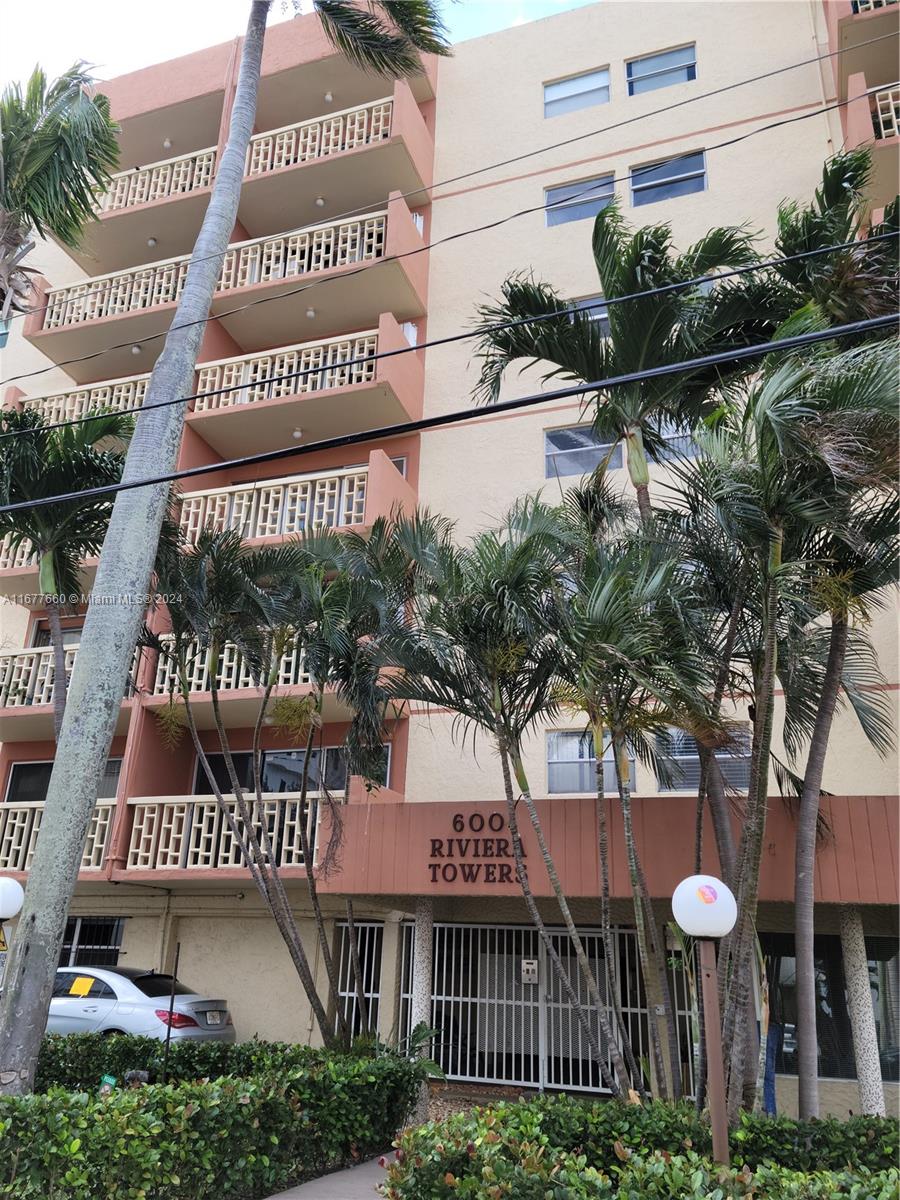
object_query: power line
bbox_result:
[1,314,893,515]
[2,87,885,391]
[8,29,895,330]
[3,230,897,442]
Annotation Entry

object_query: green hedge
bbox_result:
[382,1097,900,1200]
[35,1033,326,1091]
[1,1055,422,1200]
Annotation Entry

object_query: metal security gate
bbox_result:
[335,920,383,1036]
[401,922,662,1093]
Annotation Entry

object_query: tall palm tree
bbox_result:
[473,202,770,522]
[0,408,133,736]
[0,65,118,334]
[0,0,450,1096]
[379,503,633,1096]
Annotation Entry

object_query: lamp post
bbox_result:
[672,873,736,1166]
[0,878,25,985]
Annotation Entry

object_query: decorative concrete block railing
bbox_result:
[98,147,218,212]
[0,800,115,871]
[0,646,79,707]
[245,98,393,176]
[42,212,388,330]
[127,793,319,870]
[178,467,369,545]
[0,535,37,571]
[152,637,310,695]
[874,85,900,139]
[193,330,378,410]
[19,373,150,424]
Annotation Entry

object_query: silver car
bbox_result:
[47,966,236,1042]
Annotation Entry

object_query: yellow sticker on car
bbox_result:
[69,976,94,997]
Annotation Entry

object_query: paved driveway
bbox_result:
[267,1157,387,1198]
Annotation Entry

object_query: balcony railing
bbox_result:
[127,793,318,870]
[98,147,217,212]
[18,373,150,424]
[851,0,897,12]
[193,331,378,411]
[178,467,369,546]
[874,85,900,139]
[153,637,309,695]
[0,536,37,571]
[0,646,78,707]
[246,98,393,177]
[42,212,388,330]
[0,800,115,871]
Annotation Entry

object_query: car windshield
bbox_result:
[128,973,195,998]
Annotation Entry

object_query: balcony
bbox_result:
[186,315,422,455]
[125,792,317,874]
[71,83,432,275]
[27,196,427,384]
[177,452,414,545]
[832,0,899,98]
[0,646,135,739]
[0,800,115,874]
[844,75,899,210]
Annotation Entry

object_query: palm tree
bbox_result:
[473,202,771,523]
[0,0,450,1096]
[379,503,633,1096]
[0,64,118,335]
[0,408,133,736]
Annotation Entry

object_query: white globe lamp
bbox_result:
[0,877,24,921]
[672,874,736,940]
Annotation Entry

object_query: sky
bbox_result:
[0,0,599,86]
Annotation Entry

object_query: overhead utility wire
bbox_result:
[2,88,886,392]
[3,230,897,442]
[2,314,893,515]
[8,30,895,328]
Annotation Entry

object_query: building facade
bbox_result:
[0,0,897,1116]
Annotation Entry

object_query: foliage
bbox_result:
[6,1050,424,1199]
[382,1098,900,1199]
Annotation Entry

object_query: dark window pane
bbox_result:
[546,176,614,226]
[6,762,53,804]
[53,972,79,997]
[632,154,706,208]
[97,759,122,800]
[194,753,254,795]
[129,974,194,998]
[627,45,696,96]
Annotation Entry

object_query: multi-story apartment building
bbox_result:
[0,1,896,1116]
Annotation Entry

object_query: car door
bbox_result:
[47,971,118,1035]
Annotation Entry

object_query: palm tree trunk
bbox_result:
[0,1,272,1097]
[508,744,631,1094]
[839,905,886,1116]
[624,425,652,525]
[795,614,848,1119]
[498,743,622,1094]
[44,597,68,741]
[592,719,644,1094]
[345,899,370,1038]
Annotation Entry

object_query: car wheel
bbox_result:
[101,1028,126,1036]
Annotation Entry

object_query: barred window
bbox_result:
[334,921,383,1037]
[59,916,125,968]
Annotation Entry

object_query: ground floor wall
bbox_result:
[56,888,899,1118]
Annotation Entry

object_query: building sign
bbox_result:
[427,811,523,884]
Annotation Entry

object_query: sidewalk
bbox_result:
[267,1157,387,1199]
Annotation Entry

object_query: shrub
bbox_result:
[34,1033,327,1091]
[1,1055,422,1200]
[382,1098,900,1200]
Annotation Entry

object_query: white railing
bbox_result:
[153,637,310,695]
[0,535,37,571]
[178,466,368,545]
[874,85,900,139]
[0,646,78,708]
[0,800,115,871]
[99,147,217,212]
[19,373,150,424]
[851,0,897,12]
[42,212,388,329]
[193,330,378,411]
[127,792,320,869]
[246,98,392,176]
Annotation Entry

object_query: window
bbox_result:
[626,45,696,96]
[545,426,622,479]
[60,916,125,967]
[631,152,706,208]
[652,418,697,463]
[569,295,610,337]
[335,921,383,1037]
[763,933,899,1082]
[547,731,635,794]
[544,67,610,118]
[52,971,116,999]
[546,174,614,226]
[6,759,122,805]
[124,971,193,998]
[655,726,751,792]
[193,746,390,795]
[31,621,83,648]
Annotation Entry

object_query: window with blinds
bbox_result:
[655,727,751,791]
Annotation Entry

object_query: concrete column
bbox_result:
[411,897,433,1121]
[840,905,886,1116]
